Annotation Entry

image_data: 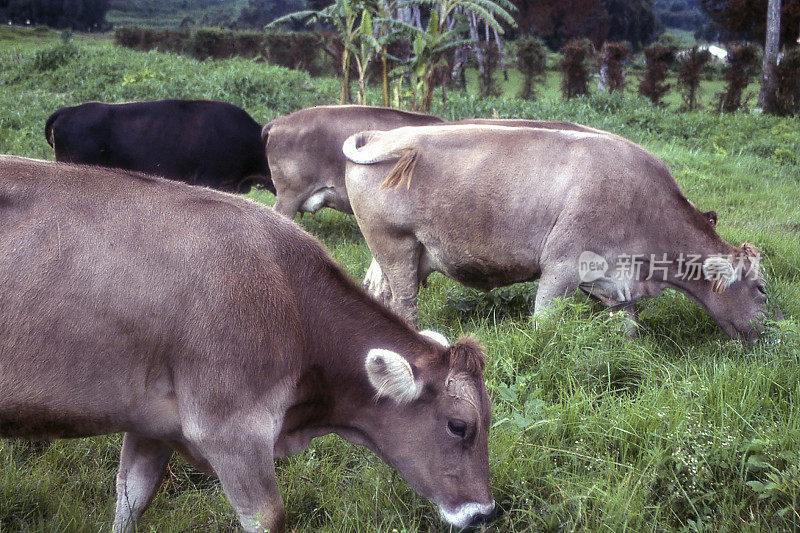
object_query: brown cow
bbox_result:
[343,125,776,342]
[0,156,494,532]
[261,105,444,219]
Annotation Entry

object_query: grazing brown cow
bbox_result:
[343,125,776,342]
[0,156,494,532]
[261,105,443,219]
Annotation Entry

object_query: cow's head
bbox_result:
[699,242,779,343]
[359,331,494,529]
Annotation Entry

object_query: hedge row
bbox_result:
[114,26,335,76]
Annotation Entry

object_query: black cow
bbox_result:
[45,99,274,194]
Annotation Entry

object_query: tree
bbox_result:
[513,0,656,50]
[601,0,657,51]
[514,0,609,49]
[236,0,308,29]
[758,0,782,112]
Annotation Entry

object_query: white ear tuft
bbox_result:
[420,330,449,347]
[703,256,738,293]
[365,348,422,405]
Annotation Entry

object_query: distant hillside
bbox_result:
[107,0,248,28]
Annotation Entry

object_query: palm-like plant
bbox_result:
[269,0,366,103]
[398,0,515,110]
[271,0,515,109]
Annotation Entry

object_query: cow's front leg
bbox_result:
[113,433,173,533]
[201,437,285,533]
[613,300,640,337]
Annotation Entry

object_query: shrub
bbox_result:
[775,47,800,116]
[264,32,325,75]
[187,28,236,60]
[639,43,676,105]
[114,26,142,49]
[560,39,594,99]
[598,41,630,93]
[677,46,712,110]
[719,42,760,112]
[516,36,547,99]
[233,32,265,59]
[33,42,79,71]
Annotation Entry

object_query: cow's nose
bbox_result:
[467,502,495,528]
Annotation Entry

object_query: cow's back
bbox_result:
[48,100,271,193]
[0,156,303,440]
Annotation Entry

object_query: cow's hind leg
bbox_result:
[113,433,173,533]
[364,233,422,327]
[273,194,303,220]
[533,268,579,317]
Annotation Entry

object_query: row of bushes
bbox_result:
[114,26,335,76]
[114,25,800,116]
[557,38,800,115]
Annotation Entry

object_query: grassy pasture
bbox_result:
[1,26,799,532]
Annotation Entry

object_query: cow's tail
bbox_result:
[260,120,275,144]
[342,130,420,190]
[256,120,276,194]
[44,109,61,149]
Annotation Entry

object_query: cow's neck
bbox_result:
[273,261,427,457]
[629,204,737,303]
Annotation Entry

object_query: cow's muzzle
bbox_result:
[440,501,495,529]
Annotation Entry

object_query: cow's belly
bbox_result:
[0,364,181,441]
[422,245,541,290]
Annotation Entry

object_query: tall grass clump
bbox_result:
[516,36,547,99]
[560,39,594,99]
[639,43,676,105]
[719,42,760,112]
[678,45,712,111]
[775,47,800,116]
[597,41,630,93]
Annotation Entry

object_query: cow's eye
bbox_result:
[447,419,467,438]
[757,285,767,295]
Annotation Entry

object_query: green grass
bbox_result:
[1,27,800,532]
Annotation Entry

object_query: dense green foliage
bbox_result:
[700,0,800,44]
[653,0,708,33]
[513,0,657,50]
[1,28,799,532]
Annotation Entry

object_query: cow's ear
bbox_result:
[420,330,449,347]
[365,349,422,405]
[703,256,737,293]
